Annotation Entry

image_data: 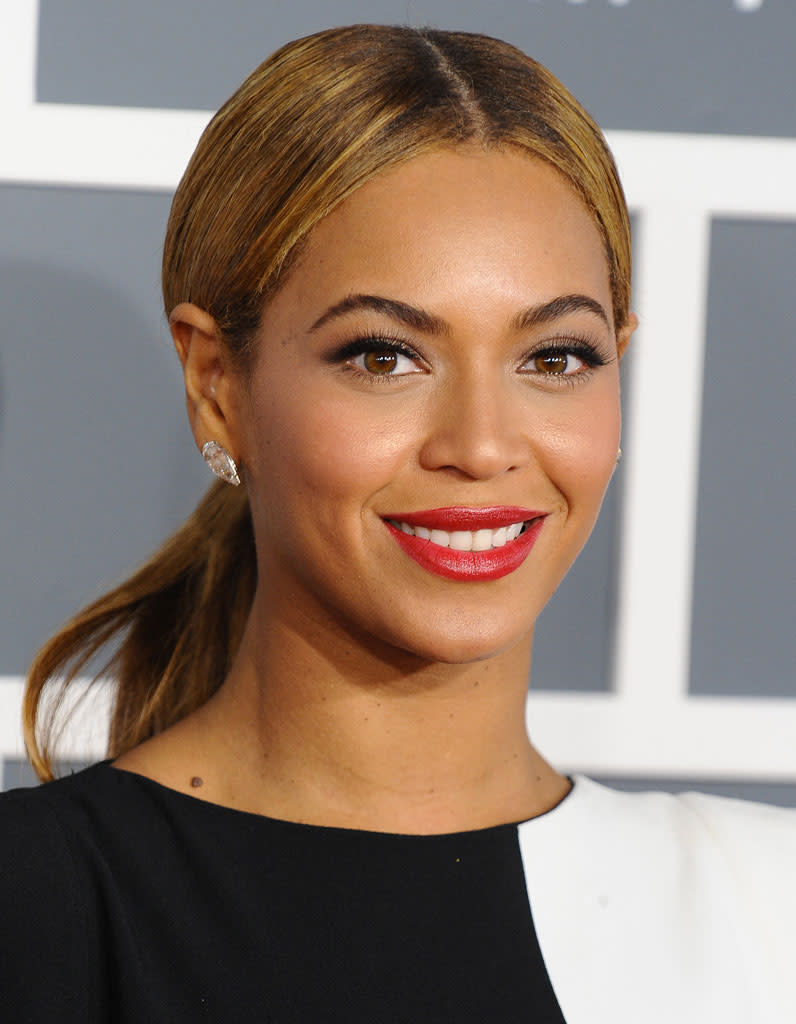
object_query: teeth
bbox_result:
[491,526,508,548]
[472,529,493,552]
[391,520,528,550]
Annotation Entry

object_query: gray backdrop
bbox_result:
[2,0,794,799]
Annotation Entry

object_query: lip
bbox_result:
[382,506,546,582]
[383,506,544,530]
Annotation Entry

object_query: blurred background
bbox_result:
[1,0,794,800]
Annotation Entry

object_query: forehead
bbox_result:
[268,147,612,329]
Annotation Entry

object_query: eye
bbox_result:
[520,339,606,379]
[351,346,422,376]
[530,351,586,375]
[324,335,426,383]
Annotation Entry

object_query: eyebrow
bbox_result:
[309,292,610,335]
[309,294,450,335]
[512,294,611,331]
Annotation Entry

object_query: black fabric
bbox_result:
[0,762,567,1022]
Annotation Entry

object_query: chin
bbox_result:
[374,609,534,667]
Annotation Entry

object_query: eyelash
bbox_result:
[328,333,608,385]
[520,336,608,385]
[329,334,426,385]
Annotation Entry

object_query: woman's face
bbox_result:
[232,147,633,664]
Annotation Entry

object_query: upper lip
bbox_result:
[382,506,545,530]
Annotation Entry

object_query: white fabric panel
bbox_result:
[519,776,796,1022]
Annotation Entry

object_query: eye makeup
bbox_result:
[322,333,427,384]
[519,333,612,381]
[324,334,423,367]
[321,325,614,386]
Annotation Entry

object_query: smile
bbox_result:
[386,520,525,550]
[382,506,546,581]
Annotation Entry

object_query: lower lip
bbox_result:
[384,518,546,581]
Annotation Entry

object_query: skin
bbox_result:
[115,146,636,833]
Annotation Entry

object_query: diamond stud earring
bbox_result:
[616,447,623,465]
[201,441,241,486]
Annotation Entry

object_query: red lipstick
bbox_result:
[382,506,546,581]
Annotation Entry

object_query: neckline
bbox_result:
[99,760,577,840]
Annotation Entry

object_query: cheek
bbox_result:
[244,382,418,513]
[539,378,622,509]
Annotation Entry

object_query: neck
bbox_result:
[193,593,568,834]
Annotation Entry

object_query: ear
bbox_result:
[169,302,242,462]
[616,311,638,360]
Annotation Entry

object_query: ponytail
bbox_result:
[24,481,255,781]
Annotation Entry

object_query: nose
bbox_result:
[418,374,531,480]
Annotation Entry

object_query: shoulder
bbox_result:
[544,776,796,913]
[0,763,127,919]
[0,766,116,1020]
[565,774,796,872]
[566,772,796,832]
[519,777,796,1022]
[0,767,97,889]
[0,760,199,880]
[674,783,796,847]
[0,761,123,860]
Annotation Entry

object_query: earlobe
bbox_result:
[168,302,241,462]
[616,312,638,360]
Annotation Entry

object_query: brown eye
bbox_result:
[344,343,422,378]
[534,353,570,374]
[363,350,398,374]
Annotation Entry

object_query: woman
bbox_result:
[3,24,794,1023]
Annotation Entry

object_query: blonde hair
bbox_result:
[25,24,632,780]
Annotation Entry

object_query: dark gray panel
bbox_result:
[531,461,622,693]
[38,0,796,136]
[689,220,795,698]
[0,186,209,676]
[593,774,796,810]
[2,758,89,792]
